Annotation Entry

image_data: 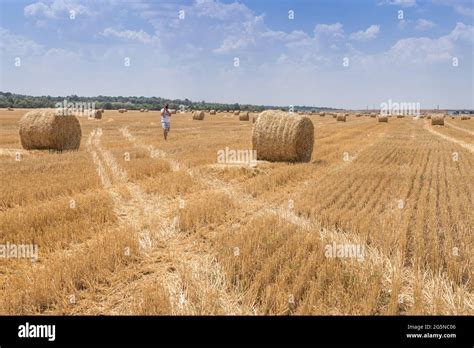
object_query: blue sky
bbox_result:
[0,0,472,109]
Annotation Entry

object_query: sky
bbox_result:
[0,0,473,109]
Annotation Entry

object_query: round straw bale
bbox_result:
[370,113,376,118]
[396,115,405,118]
[239,112,250,121]
[336,114,346,122]
[140,109,145,112]
[319,112,325,117]
[170,109,177,114]
[210,110,216,115]
[234,110,240,116]
[145,109,149,112]
[89,109,102,119]
[332,114,337,118]
[461,115,470,120]
[252,110,314,162]
[426,115,432,119]
[8,107,14,111]
[378,115,388,123]
[193,111,205,120]
[19,109,81,151]
[431,115,444,125]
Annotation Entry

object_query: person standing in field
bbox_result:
[160,103,171,140]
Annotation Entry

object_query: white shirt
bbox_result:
[161,108,170,122]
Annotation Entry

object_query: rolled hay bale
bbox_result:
[319,112,325,117]
[431,115,444,125]
[427,115,432,119]
[252,110,314,163]
[378,115,388,123]
[8,107,14,111]
[239,112,250,121]
[19,109,82,151]
[461,115,470,120]
[451,116,455,119]
[370,113,376,118]
[140,109,145,112]
[100,109,105,113]
[193,111,205,120]
[210,110,216,115]
[332,114,337,118]
[356,113,362,117]
[145,109,149,112]
[336,114,346,122]
[118,109,125,113]
[170,109,177,114]
[234,110,240,116]
[88,109,102,119]
[396,115,405,118]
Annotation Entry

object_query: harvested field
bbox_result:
[1,108,472,316]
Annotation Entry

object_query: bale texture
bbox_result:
[89,110,102,119]
[239,112,250,121]
[252,110,314,163]
[193,111,205,120]
[431,115,444,125]
[337,114,346,122]
[461,115,470,120]
[8,107,14,111]
[19,109,82,151]
[234,110,240,116]
[378,115,388,123]
[210,110,216,115]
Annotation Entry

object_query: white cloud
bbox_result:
[415,19,435,31]
[0,27,44,56]
[194,0,253,20]
[350,25,380,41]
[314,23,344,38]
[432,0,473,17]
[385,22,472,64]
[101,28,157,44]
[24,0,94,19]
[382,0,417,7]
[448,21,474,42]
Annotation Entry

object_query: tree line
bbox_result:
[0,92,337,113]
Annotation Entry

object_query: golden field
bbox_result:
[0,108,472,315]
